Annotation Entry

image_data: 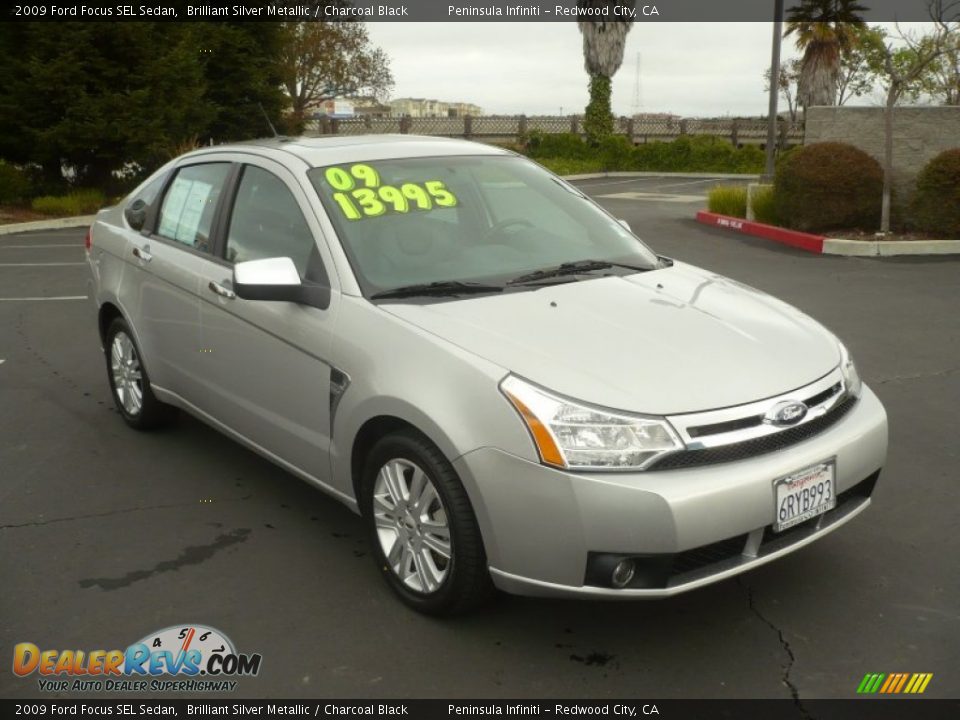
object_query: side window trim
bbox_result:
[209,163,243,262]
[213,163,247,263]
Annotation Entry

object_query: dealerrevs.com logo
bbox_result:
[13,624,261,693]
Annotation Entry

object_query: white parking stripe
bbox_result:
[0,244,82,249]
[0,263,86,267]
[0,296,88,301]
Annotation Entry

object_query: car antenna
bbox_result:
[258,102,280,138]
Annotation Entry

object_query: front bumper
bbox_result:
[453,384,888,599]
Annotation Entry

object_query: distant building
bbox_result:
[311,96,391,119]
[389,98,484,118]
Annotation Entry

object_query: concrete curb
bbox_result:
[824,237,960,256]
[564,172,761,181]
[696,211,960,256]
[0,215,96,236]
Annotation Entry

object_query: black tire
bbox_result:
[361,430,493,616]
[104,317,177,430]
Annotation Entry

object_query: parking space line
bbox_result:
[0,296,88,301]
[649,178,728,191]
[0,263,86,267]
[0,244,83,249]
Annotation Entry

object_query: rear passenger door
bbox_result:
[194,159,339,484]
[129,161,233,399]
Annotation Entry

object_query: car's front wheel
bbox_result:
[104,317,176,430]
[362,430,493,615]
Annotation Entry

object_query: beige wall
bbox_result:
[805,105,960,194]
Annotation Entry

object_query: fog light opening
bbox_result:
[611,559,636,588]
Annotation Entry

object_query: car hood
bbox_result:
[381,262,841,415]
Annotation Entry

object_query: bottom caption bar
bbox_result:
[3,700,959,719]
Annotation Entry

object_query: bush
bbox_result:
[31,189,106,216]
[598,135,636,170]
[535,157,604,176]
[910,148,960,236]
[708,185,748,218]
[525,133,766,174]
[0,161,33,204]
[774,142,883,232]
[525,132,591,160]
[750,185,778,225]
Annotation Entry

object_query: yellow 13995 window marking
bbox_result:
[324,164,458,221]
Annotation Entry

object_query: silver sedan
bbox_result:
[87,136,888,614]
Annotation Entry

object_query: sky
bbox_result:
[366,22,936,117]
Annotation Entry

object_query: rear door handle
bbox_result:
[132,245,152,263]
[208,280,236,300]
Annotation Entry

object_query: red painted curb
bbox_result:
[696,211,825,254]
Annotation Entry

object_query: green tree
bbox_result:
[279,21,393,130]
[860,6,958,232]
[785,0,868,111]
[764,58,803,121]
[0,24,212,190]
[192,23,288,141]
[837,24,887,104]
[914,30,960,104]
[0,21,287,191]
[576,1,635,145]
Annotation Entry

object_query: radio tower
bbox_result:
[630,52,641,117]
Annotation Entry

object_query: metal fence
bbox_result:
[307,115,804,148]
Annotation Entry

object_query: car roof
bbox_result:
[185,134,514,169]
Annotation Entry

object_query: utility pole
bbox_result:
[631,52,641,116]
[763,0,785,183]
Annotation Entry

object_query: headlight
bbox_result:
[838,342,862,398]
[500,376,683,470]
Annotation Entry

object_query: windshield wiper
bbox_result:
[370,280,504,300]
[506,259,651,286]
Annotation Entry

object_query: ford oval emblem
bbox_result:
[765,400,808,427]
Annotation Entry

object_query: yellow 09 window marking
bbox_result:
[324,164,458,221]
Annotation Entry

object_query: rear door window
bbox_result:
[156,163,231,253]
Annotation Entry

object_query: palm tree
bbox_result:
[577,1,635,144]
[785,0,868,111]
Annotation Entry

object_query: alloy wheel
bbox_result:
[372,458,452,593]
[110,331,143,416]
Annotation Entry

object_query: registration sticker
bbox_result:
[773,460,836,532]
[324,164,458,221]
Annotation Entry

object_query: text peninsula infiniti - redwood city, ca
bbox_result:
[86,136,888,614]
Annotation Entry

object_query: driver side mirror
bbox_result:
[124,199,148,231]
[233,257,330,310]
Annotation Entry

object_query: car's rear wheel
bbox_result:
[104,317,176,430]
[362,430,493,615]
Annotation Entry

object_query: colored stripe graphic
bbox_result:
[857,673,933,694]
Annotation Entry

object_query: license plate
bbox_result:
[773,460,836,532]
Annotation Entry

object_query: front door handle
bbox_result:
[132,245,152,263]
[208,280,236,300]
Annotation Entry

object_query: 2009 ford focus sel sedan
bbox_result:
[86,136,888,615]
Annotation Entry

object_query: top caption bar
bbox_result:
[6,0,956,22]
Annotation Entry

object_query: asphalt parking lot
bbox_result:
[1,175,957,702]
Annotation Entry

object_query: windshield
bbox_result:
[308,155,661,297]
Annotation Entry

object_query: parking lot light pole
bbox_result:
[763,0,785,183]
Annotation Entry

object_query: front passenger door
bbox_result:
[195,161,338,484]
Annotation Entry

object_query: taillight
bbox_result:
[84,227,92,252]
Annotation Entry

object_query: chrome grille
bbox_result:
[652,395,856,470]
